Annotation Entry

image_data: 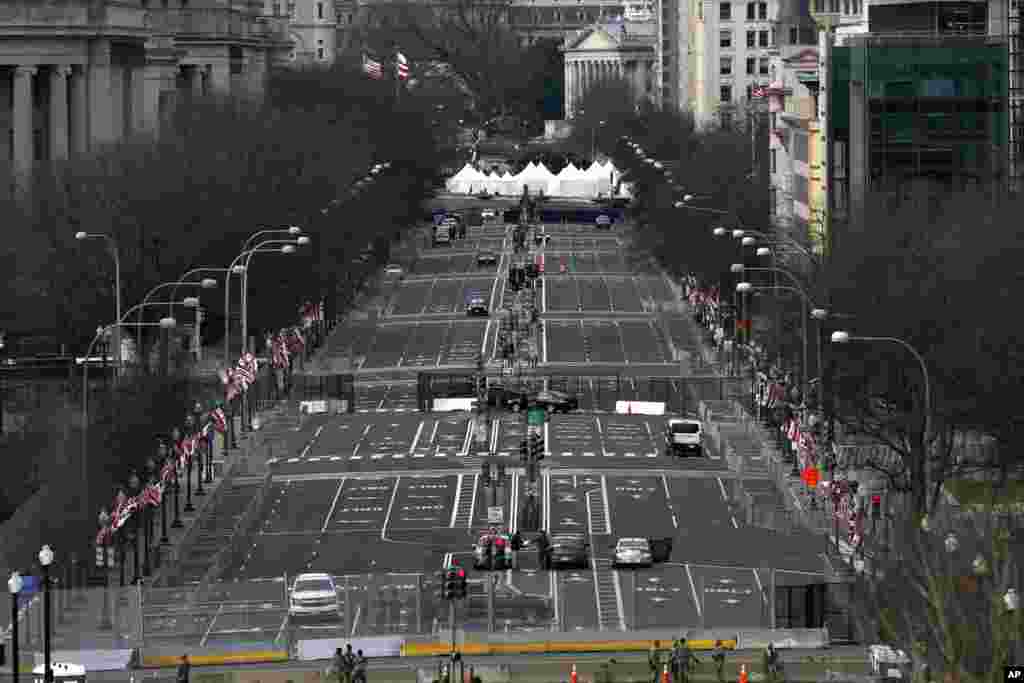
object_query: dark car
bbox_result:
[477,251,499,267]
[532,390,578,414]
[548,534,590,570]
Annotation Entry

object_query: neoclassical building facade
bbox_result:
[0,0,292,174]
[562,15,656,119]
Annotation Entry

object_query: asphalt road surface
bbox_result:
[167,212,824,646]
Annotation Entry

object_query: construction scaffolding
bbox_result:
[1009,0,1024,191]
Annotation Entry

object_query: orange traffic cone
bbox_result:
[571,663,578,683]
[662,663,670,683]
[739,664,749,683]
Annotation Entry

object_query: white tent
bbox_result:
[505,163,550,195]
[548,163,579,196]
[445,163,478,194]
[556,163,597,198]
[585,161,614,198]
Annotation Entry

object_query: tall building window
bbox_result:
[317,1,324,18]
[720,84,732,102]
[720,57,732,75]
[758,29,769,46]
[746,29,756,46]
[746,2,756,19]
[720,30,732,47]
[789,25,797,43]
[759,57,770,74]
[758,2,767,18]
[770,149,776,173]
[746,57,756,74]
[719,2,731,20]
[272,1,280,14]
[317,39,325,60]
[554,9,561,21]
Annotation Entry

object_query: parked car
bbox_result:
[548,534,590,570]
[612,538,654,568]
[384,264,404,276]
[665,418,704,456]
[466,293,489,317]
[288,573,340,620]
[532,390,578,414]
[481,209,497,219]
[477,251,499,267]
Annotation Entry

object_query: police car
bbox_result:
[466,292,489,317]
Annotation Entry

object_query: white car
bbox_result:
[288,573,340,620]
[384,264,403,276]
[481,209,496,219]
[665,418,704,456]
[612,537,653,568]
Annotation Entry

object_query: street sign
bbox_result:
[488,506,504,524]
[527,406,546,426]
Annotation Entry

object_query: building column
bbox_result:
[246,50,268,99]
[130,65,146,135]
[12,66,36,175]
[49,66,70,161]
[565,59,573,118]
[69,66,88,156]
[109,64,126,141]
[88,40,114,147]
[209,61,230,95]
[189,64,204,95]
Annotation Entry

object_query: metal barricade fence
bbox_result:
[11,585,145,652]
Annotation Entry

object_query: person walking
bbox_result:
[353,649,368,683]
[712,640,727,683]
[764,643,780,683]
[341,643,356,683]
[677,638,700,683]
[670,640,682,683]
[648,641,663,683]
[331,647,346,683]
[176,656,190,683]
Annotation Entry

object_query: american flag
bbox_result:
[272,335,290,369]
[751,85,766,98]
[317,300,324,321]
[113,497,138,530]
[211,408,227,433]
[96,527,113,546]
[160,460,176,484]
[396,52,410,81]
[286,328,305,354]
[363,55,383,80]
[300,301,317,329]
[142,483,163,507]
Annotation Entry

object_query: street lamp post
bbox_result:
[737,281,814,405]
[81,305,179,532]
[75,232,122,376]
[158,441,170,543]
[38,545,54,683]
[830,332,933,487]
[128,471,141,583]
[9,571,22,683]
[138,277,219,373]
[241,237,310,354]
[193,402,205,496]
[170,428,183,528]
[224,241,302,364]
[183,416,195,513]
[144,458,156,575]
[97,508,112,630]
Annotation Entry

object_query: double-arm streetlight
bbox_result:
[223,235,310,361]
[137,276,219,370]
[830,331,932,461]
[75,232,122,374]
[81,302,185,523]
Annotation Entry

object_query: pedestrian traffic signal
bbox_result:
[455,567,467,599]
[443,568,459,600]
[529,433,545,461]
[436,569,448,601]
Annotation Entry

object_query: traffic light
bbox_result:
[871,494,881,519]
[436,569,448,601]
[520,439,529,463]
[443,568,459,600]
[455,567,467,599]
[529,433,545,461]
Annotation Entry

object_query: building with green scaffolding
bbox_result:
[828,37,1009,225]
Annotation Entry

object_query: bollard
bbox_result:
[571,663,578,683]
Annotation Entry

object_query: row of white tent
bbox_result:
[445,160,624,198]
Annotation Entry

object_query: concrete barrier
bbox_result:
[33,649,134,672]
[615,401,666,416]
[399,638,738,657]
[736,629,829,650]
[141,651,289,668]
[297,636,403,661]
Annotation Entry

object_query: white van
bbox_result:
[665,418,704,456]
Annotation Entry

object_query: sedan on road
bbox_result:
[612,538,654,568]
[548,534,590,570]
[466,293,489,317]
[477,251,499,267]
[532,390,578,414]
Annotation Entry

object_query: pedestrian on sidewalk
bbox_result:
[176,655,190,683]
[353,649,368,683]
[712,641,727,683]
[649,641,663,683]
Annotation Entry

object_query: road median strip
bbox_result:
[142,651,290,668]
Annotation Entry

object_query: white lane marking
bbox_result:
[731,516,739,529]
[393,453,406,459]
[321,477,347,533]
[287,458,300,463]
[544,421,551,456]
[443,552,453,568]
[467,472,479,530]
[625,452,636,458]
[685,563,702,618]
[315,425,324,438]
[201,603,225,647]
[300,443,312,459]
[435,451,447,458]
[330,456,341,461]
[371,453,385,460]
[481,318,493,357]
[491,418,500,454]
[753,568,765,604]
[644,420,660,454]
[717,477,729,503]
[409,421,425,456]
[541,319,548,364]
[381,476,400,540]
[602,474,613,536]
[274,614,289,646]
[429,420,439,446]
[561,451,573,457]
[352,424,373,460]
[510,471,520,532]
[460,419,473,456]
[350,455,362,460]
[594,416,603,434]
[543,469,551,531]
[612,568,627,632]
[449,473,464,528]
[583,452,596,457]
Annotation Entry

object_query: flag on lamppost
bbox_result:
[363,54,383,80]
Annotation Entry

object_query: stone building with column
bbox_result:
[0,0,292,176]
[562,10,656,119]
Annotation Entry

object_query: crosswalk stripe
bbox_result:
[393,453,406,459]
[330,456,342,461]
[583,452,596,457]
[413,453,425,458]
[604,452,615,457]
[646,453,658,458]
[625,452,636,457]
[350,455,362,460]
